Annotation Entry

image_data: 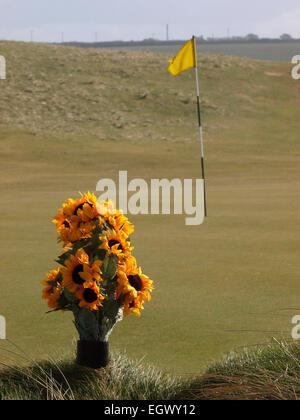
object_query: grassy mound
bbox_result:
[1,341,300,400]
[0,40,298,142]
[0,348,186,400]
[181,340,300,400]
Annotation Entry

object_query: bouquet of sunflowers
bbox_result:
[41,192,153,368]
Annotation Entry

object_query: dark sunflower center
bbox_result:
[83,288,98,303]
[108,240,124,251]
[63,220,70,228]
[128,275,143,291]
[74,201,93,215]
[72,264,85,285]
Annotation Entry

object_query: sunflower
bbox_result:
[53,206,88,245]
[117,254,137,275]
[109,212,134,236]
[78,259,103,284]
[116,264,153,304]
[61,198,80,219]
[53,208,68,230]
[97,200,134,235]
[63,192,100,223]
[41,268,60,292]
[55,219,84,246]
[53,209,73,244]
[54,193,102,245]
[99,229,133,259]
[41,269,63,309]
[76,282,104,311]
[120,266,153,317]
[122,292,144,317]
[61,249,102,293]
[78,220,97,238]
[56,219,100,246]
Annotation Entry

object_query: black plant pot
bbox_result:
[76,340,109,369]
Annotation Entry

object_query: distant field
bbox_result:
[0,41,300,374]
[109,42,300,62]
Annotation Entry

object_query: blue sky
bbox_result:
[0,0,300,42]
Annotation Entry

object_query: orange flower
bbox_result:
[53,192,102,245]
[116,265,153,301]
[99,229,133,259]
[41,269,63,310]
[61,249,102,293]
[123,293,144,317]
[97,200,134,236]
[76,283,104,311]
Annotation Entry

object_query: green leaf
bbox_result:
[55,252,72,267]
[103,221,114,233]
[91,248,107,263]
[72,238,92,254]
[46,305,72,314]
[102,254,118,281]
[62,287,78,304]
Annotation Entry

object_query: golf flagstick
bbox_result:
[168,36,208,217]
[193,36,207,217]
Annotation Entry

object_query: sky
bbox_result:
[0,0,300,42]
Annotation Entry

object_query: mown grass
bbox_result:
[1,341,300,400]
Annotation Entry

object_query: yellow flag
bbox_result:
[168,38,196,76]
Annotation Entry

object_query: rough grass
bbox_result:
[1,341,300,400]
[0,40,297,141]
[181,340,300,400]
